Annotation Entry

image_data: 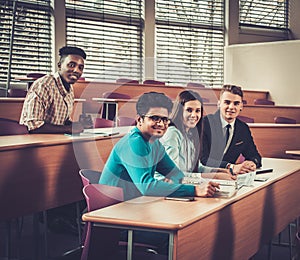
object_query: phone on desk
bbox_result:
[165,196,195,202]
[255,168,273,174]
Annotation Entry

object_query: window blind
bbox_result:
[155,0,224,87]
[239,0,288,29]
[0,0,52,88]
[65,0,144,82]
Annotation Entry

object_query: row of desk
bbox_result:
[73,81,269,105]
[89,97,300,124]
[1,97,299,124]
[82,158,300,260]
[1,124,299,221]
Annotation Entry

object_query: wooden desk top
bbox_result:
[82,158,300,230]
[0,97,86,102]
[92,97,138,103]
[286,150,300,156]
[248,123,300,128]
[0,126,131,152]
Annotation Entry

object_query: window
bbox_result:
[65,0,144,82]
[0,0,52,89]
[155,0,224,87]
[239,0,289,29]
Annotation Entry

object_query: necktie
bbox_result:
[225,124,231,144]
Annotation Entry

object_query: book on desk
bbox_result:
[182,171,257,198]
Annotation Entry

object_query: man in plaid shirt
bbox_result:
[20,46,86,134]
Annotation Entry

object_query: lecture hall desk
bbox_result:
[73,80,269,105]
[0,97,84,121]
[83,158,300,260]
[90,98,300,124]
[0,127,130,221]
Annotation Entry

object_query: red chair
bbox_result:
[116,78,139,84]
[237,115,254,123]
[79,169,102,187]
[94,118,115,128]
[254,99,275,105]
[0,118,28,135]
[81,184,124,260]
[26,73,46,88]
[117,116,136,126]
[82,184,163,260]
[274,116,296,124]
[26,73,46,79]
[7,88,27,97]
[143,80,165,85]
[187,82,205,88]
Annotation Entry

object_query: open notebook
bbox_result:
[182,171,256,198]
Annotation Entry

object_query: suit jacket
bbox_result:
[201,110,262,168]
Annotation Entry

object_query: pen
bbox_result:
[104,132,119,136]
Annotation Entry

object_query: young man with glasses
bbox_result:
[99,91,219,254]
[201,85,262,175]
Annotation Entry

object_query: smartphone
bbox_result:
[165,196,195,202]
[256,168,273,174]
[254,177,269,182]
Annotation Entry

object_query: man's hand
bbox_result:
[202,171,237,180]
[195,181,220,197]
[233,160,256,174]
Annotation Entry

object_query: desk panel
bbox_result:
[0,130,129,220]
[249,124,300,158]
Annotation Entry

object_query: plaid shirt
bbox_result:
[20,72,74,131]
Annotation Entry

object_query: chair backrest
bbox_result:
[81,184,124,260]
[237,115,255,123]
[79,169,102,187]
[94,118,115,128]
[117,116,136,126]
[116,78,139,84]
[83,184,124,212]
[254,99,275,105]
[7,88,27,97]
[26,73,46,79]
[143,80,165,85]
[0,118,29,136]
[187,82,205,88]
[274,116,296,124]
[202,97,209,103]
[102,91,131,99]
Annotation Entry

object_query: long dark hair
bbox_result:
[170,90,204,171]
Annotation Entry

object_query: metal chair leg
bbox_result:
[42,211,49,259]
[268,240,272,260]
[5,220,12,259]
[76,201,82,245]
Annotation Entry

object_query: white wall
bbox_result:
[224,40,300,106]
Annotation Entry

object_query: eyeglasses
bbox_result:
[142,114,170,124]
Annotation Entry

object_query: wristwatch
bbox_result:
[227,163,235,175]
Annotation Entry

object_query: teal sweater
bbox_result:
[99,127,195,200]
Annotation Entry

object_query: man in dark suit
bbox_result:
[202,84,262,175]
